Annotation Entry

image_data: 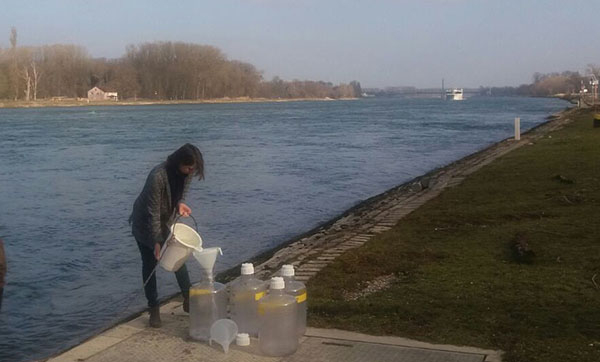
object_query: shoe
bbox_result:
[149,306,162,328]
[183,295,189,313]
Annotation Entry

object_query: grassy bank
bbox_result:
[307,109,600,362]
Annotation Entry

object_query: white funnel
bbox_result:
[192,247,223,282]
[210,319,238,353]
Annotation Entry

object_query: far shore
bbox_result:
[0,96,358,109]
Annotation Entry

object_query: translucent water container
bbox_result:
[189,281,227,341]
[229,263,267,337]
[281,264,307,337]
[258,277,298,357]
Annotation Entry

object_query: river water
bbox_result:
[0,96,567,361]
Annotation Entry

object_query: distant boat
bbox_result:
[445,88,464,101]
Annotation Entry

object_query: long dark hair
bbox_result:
[166,143,205,180]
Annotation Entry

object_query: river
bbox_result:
[0,96,567,361]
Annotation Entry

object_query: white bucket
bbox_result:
[159,222,203,272]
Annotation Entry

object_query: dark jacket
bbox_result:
[130,162,192,250]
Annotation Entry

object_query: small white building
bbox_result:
[87,86,118,101]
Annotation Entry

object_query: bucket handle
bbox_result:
[173,213,199,232]
[164,213,200,250]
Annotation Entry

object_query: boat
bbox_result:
[445,88,464,101]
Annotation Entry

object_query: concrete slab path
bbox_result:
[48,301,502,362]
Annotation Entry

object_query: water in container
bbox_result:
[189,281,227,341]
[258,277,298,357]
[189,247,227,341]
[281,264,307,337]
[229,263,267,337]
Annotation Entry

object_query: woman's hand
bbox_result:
[154,243,161,260]
[178,202,192,217]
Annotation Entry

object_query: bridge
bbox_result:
[364,87,482,98]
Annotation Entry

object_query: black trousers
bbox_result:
[0,287,3,311]
[136,242,191,308]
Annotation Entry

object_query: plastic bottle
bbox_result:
[258,277,298,356]
[281,264,307,337]
[229,263,267,337]
[189,281,227,341]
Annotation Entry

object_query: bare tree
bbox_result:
[9,27,18,100]
[21,65,31,101]
[0,38,362,101]
[31,60,42,100]
[587,64,600,78]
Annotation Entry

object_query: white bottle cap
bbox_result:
[270,276,285,290]
[240,263,254,275]
[281,264,295,277]
[236,333,250,346]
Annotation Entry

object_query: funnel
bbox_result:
[209,319,238,353]
[192,247,223,282]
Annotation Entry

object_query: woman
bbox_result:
[130,143,204,328]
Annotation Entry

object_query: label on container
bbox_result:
[190,289,210,296]
[254,291,266,301]
[296,293,307,303]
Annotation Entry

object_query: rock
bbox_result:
[552,174,574,184]
[409,181,423,193]
[510,233,535,264]
[420,176,432,189]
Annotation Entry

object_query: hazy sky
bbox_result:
[2,0,599,88]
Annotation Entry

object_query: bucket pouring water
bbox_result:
[159,215,203,272]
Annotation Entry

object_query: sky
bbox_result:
[1,0,599,88]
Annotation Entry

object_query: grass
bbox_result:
[306,109,600,362]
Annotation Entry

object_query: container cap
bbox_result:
[270,276,285,290]
[281,264,295,277]
[240,263,254,275]
[236,333,250,346]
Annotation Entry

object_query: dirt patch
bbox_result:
[343,274,397,301]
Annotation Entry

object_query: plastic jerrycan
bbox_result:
[189,281,227,341]
[281,265,307,337]
[258,277,298,357]
[229,263,267,337]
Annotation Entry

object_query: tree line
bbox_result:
[0,28,362,101]
[479,66,600,97]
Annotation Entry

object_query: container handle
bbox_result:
[173,213,199,231]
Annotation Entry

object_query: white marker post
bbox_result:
[514,117,521,140]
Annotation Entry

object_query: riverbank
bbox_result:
[307,107,599,362]
[44,100,576,362]
[0,96,357,109]
[235,107,577,283]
